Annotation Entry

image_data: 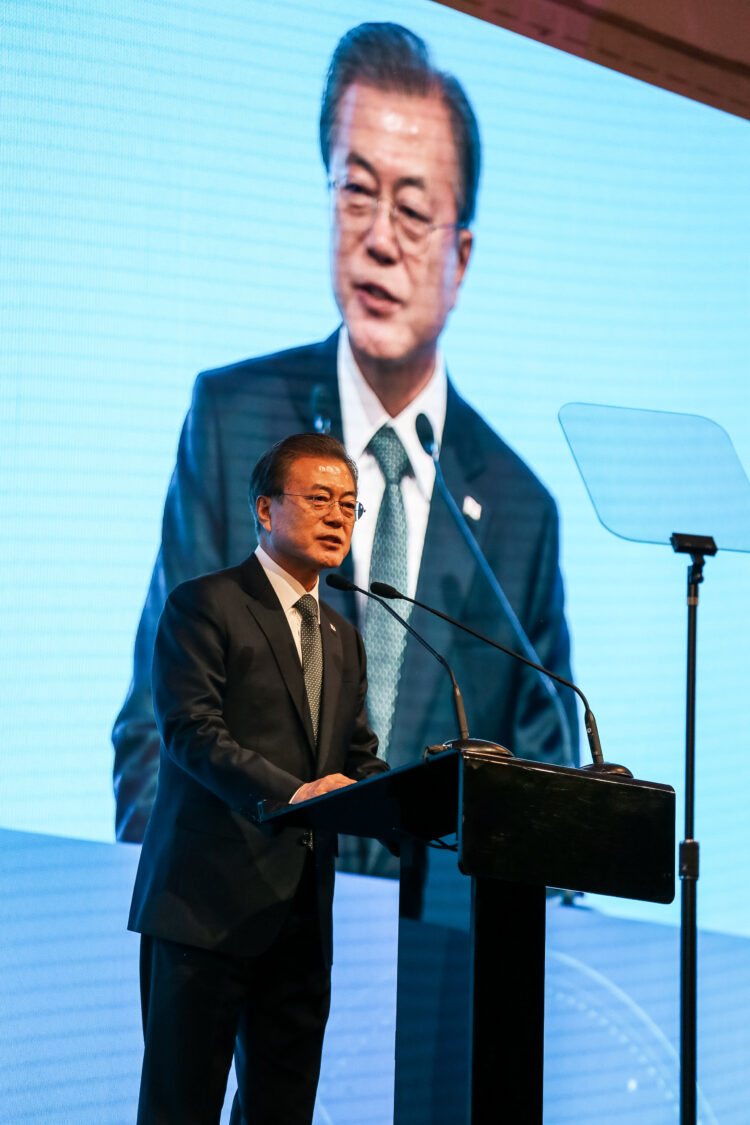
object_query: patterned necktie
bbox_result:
[295,594,323,743]
[363,425,413,761]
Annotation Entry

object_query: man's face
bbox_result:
[257,455,357,589]
[329,82,473,376]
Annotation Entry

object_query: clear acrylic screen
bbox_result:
[559,403,750,552]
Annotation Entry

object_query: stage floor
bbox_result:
[1,827,746,1123]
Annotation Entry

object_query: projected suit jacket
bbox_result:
[128,554,386,961]
[113,330,578,845]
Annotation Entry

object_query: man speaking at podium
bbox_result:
[114,22,578,891]
[129,433,387,1124]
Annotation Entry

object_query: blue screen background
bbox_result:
[2,0,749,938]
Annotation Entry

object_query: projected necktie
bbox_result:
[295,594,323,743]
[363,425,413,761]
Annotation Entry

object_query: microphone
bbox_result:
[309,384,332,434]
[415,412,576,767]
[326,572,474,747]
[370,580,631,777]
[416,412,438,457]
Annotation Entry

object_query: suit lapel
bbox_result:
[239,555,317,757]
[387,384,489,765]
[317,603,344,776]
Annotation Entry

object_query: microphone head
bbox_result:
[370,581,402,599]
[309,384,332,434]
[415,413,436,456]
[325,572,356,592]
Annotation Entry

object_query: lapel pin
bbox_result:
[462,495,482,521]
[330,623,336,632]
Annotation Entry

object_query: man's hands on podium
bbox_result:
[290,774,356,804]
[287,773,399,858]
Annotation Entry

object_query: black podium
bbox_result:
[260,746,675,1124]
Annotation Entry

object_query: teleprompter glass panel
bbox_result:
[559,403,750,552]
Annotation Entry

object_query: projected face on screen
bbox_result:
[328,83,473,382]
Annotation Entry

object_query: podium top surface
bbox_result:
[259,749,675,905]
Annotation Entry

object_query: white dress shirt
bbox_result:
[337,329,447,618]
[255,544,319,664]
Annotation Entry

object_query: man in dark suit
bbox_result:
[114,24,578,883]
[129,433,387,1124]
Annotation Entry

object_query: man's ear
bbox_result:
[456,227,473,282]
[256,495,272,534]
[449,228,473,313]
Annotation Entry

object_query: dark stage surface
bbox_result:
[2,828,747,1124]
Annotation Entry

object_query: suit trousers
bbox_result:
[136,852,331,1125]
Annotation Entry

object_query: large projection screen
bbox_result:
[2,7,749,1119]
[3,0,749,925]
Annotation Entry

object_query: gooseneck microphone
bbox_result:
[326,572,470,743]
[370,580,631,777]
[415,412,576,767]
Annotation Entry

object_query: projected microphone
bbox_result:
[309,384,332,434]
[415,412,576,766]
[370,580,631,776]
[326,572,475,747]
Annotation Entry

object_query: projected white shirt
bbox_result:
[337,329,447,619]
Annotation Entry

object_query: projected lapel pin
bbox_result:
[462,495,482,521]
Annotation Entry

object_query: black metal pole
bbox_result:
[670,533,715,1125]
[679,554,703,1125]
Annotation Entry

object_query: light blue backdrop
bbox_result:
[1,0,749,946]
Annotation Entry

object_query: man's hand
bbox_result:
[289,774,356,804]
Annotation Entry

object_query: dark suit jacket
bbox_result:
[128,554,386,962]
[115,330,578,845]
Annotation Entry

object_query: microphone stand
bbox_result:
[325,573,475,749]
[371,581,632,777]
[415,414,575,767]
[671,532,716,1125]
